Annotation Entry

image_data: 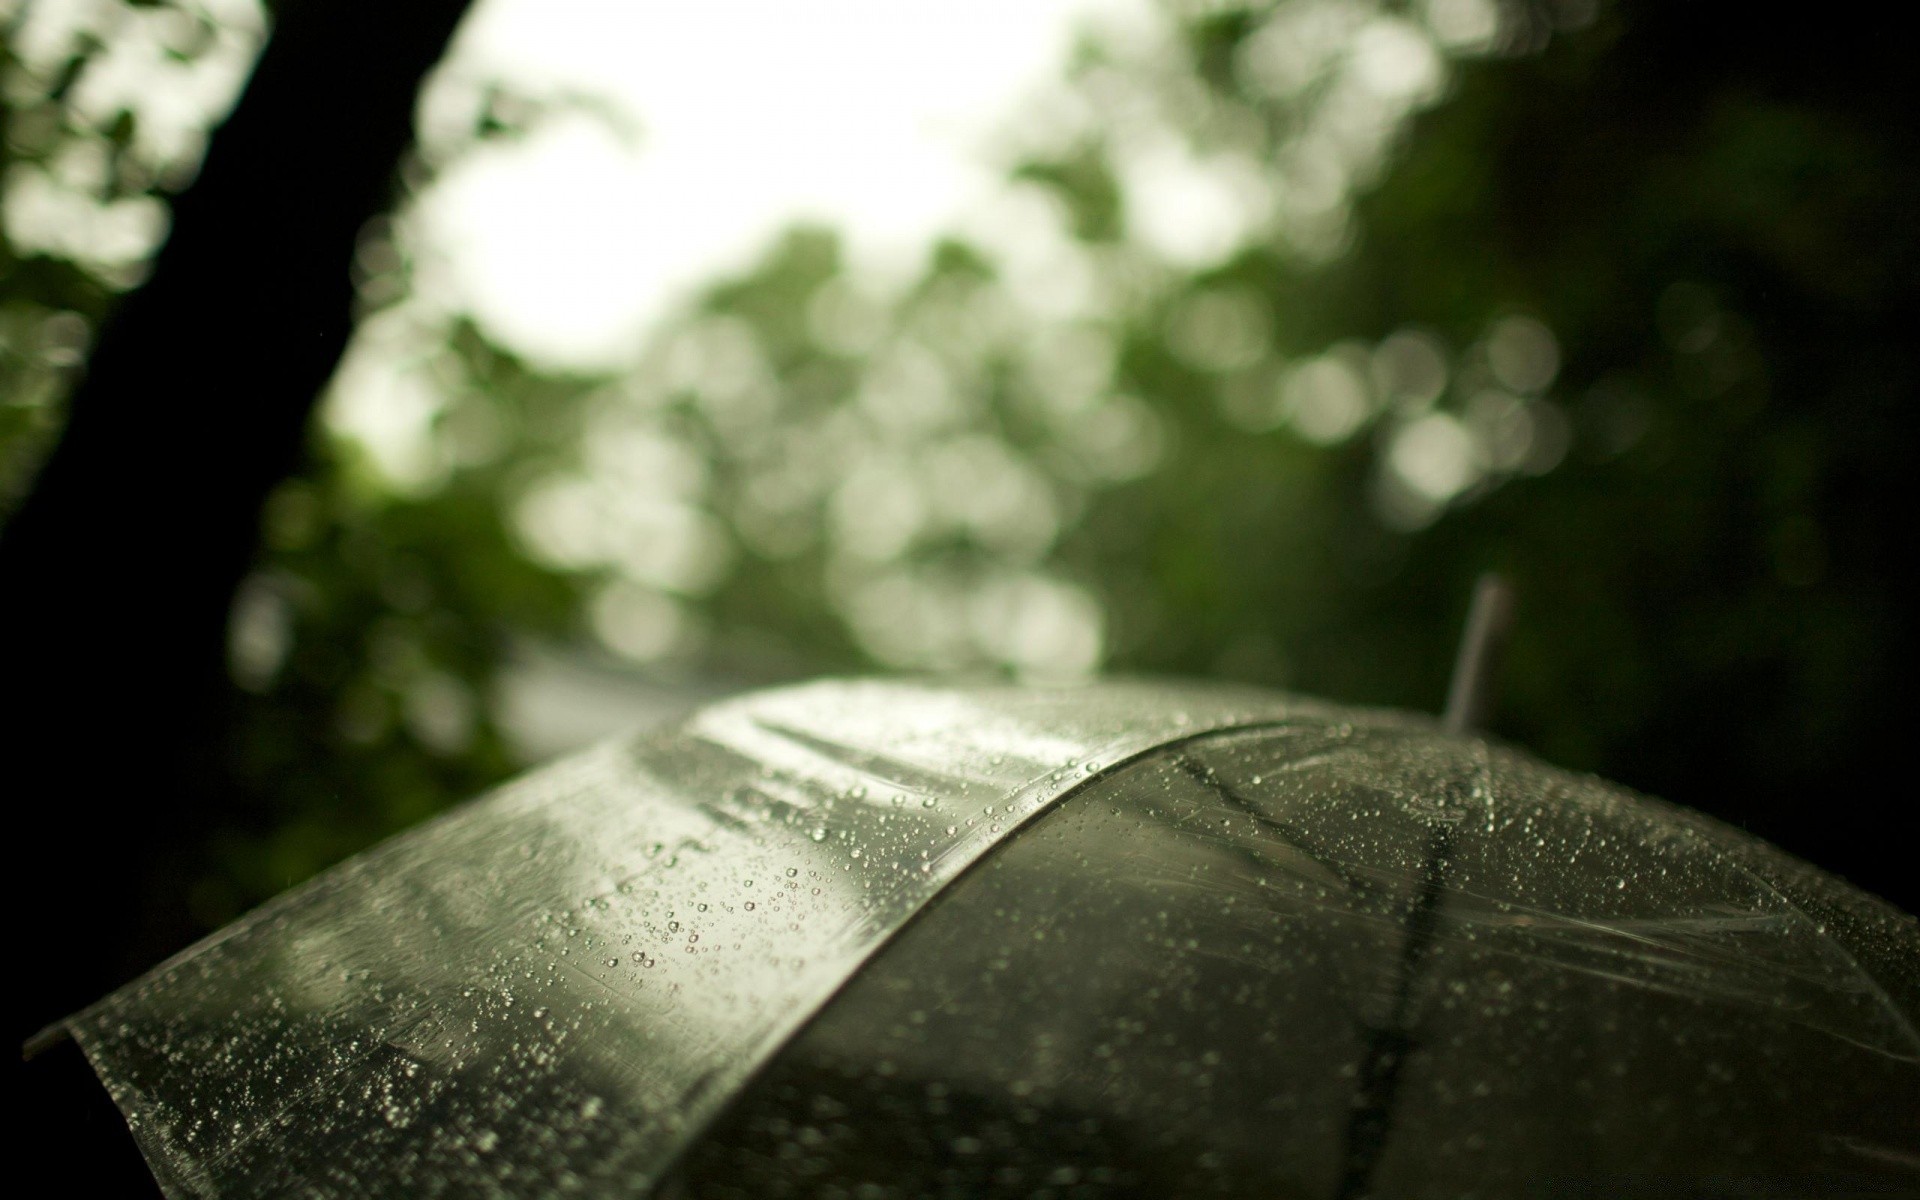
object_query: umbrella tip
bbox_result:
[21,1019,71,1062]
[1443,573,1514,735]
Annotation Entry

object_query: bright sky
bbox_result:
[414,0,1139,370]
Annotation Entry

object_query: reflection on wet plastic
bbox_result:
[58,682,1919,1198]
[675,724,1919,1197]
[62,680,1307,1197]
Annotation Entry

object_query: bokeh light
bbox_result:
[7,0,1914,955]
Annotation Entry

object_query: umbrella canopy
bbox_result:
[53,679,1920,1197]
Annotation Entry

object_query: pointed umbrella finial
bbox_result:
[1443,573,1514,735]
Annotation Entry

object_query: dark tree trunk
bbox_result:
[5,0,473,1043]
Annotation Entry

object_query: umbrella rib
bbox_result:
[1171,755,1372,898]
[1334,820,1453,1200]
[1168,748,1452,1196]
[1335,576,1507,1197]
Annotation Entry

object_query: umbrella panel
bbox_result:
[672,724,1920,1198]
[59,680,1315,1196]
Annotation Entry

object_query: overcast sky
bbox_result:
[414,0,1139,369]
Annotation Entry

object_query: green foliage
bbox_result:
[1,0,261,511]
[5,0,1913,917]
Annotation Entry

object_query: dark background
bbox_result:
[5,0,1914,1076]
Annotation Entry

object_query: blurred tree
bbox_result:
[4,0,1915,1067]
[3,0,474,1034]
[315,0,1904,910]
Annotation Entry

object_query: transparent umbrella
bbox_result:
[41,606,1920,1196]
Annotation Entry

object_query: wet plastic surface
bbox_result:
[63,679,1313,1197]
[60,681,1920,1196]
[676,722,1920,1197]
